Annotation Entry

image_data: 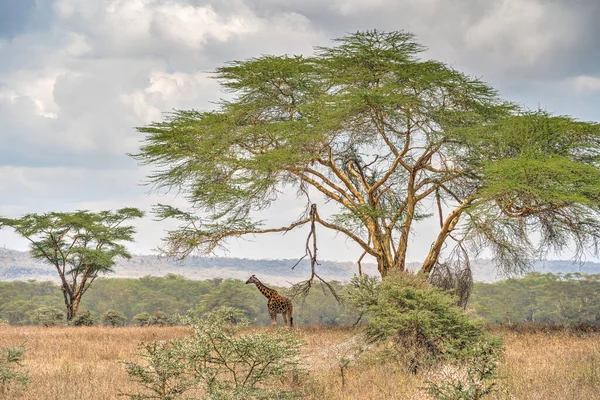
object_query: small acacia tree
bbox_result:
[103,309,127,327]
[132,30,600,280]
[133,312,152,327]
[72,310,95,326]
[30,305,64,327]
[0,208,144,320]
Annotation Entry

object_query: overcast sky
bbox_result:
[1,0,599,263]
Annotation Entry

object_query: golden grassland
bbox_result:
[1,325,600,399]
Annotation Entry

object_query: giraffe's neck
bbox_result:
[253,280,276,299]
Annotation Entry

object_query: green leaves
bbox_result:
[29,306,63,327]
[456,112,600,268]
[121,339,195,400]
[1,209,143,275]
[364,273,496,367]
[0,208,144,320]
[471,272,600,324]
[0,342,29,395]
[121,308,302,399]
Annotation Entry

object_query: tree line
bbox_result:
[1,272,599,327]
[0,275,348,326]
[471,272,600,324]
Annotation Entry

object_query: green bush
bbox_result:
[343,274,380,325]
[133,311,152,327]
[121,307,302,399]
[0,342,29,395]
[121,340,194,400]
[424,338,503,400]
[369,273,485,357]
[29,306,64,327]
[148,310,170,327]
[102,309,127,327]
[347,273,501,379]
[72,310,95,326]
[186,307,302,398]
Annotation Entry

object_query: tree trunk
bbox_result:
[394,178,417,275]
[62,289,82,321]
[376,255,390,277]
[66,303,75,321]
[373,232,396,278]
[61,281,75,321]
[67,294,82,321]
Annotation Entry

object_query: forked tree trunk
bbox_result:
[66,303,75,321]
[61,281,82,321]
[68,296,82,321]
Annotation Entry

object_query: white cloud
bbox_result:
[53,0,264,59]
[571,75,600,93]
[3,67,63,117]
[123,70,223,123]
[463,0,582,70]
[150,2,259,46]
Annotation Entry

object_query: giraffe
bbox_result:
[245,275,293,327]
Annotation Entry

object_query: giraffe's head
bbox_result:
[245,274,259,284]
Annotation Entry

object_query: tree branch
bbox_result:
[312,208,377,257]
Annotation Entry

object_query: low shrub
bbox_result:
[0,342,29,395]
[121,307,302,399]
[366,273,490,366]
[103,309,127,327]
[72,310,96,326]
[29,306,63,327]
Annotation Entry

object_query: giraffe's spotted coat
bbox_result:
[246,275,294,327]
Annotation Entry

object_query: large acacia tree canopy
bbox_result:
[132,30,600,278]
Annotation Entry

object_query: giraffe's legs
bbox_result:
[287,304,293,327]
[282,312,288,326]
[270,311,277,326]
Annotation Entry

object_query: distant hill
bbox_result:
[0,247,379,285]
[1,248,599,284]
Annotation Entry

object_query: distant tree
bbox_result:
[148,310,170,327]
[133,312,152,327]
[293,281,348,325]
[0,208,144,320]
[0,300,38,325]
[102,309,127,327]
[132,29,600,284]
[30,305,63,327]
[72,310,95,326]
[195,279,264,321]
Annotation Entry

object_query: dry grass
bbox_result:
[491,330,600,400]
[0,325,192,400]
[1,325,600,399]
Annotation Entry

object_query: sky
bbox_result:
[0,0,599,263]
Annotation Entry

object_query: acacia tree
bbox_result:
[0,208,143,320]
[132,30,600,279]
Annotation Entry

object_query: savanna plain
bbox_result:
[1,325,599,400]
